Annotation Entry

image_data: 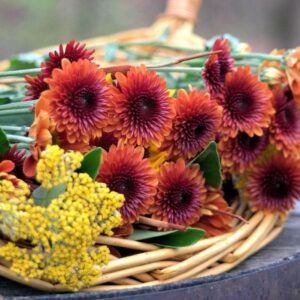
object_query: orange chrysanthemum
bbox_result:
[194,187,232,237]
[269,87,300,158]
[160,89,222,160]
[218,130,269,174]
[0,160,15,173]
[245,155,300,213]
[106,65,175,147]
[150,159,206,226]
[286,47,300,108]
[97,144,158,224]
[38,59,111,144]
[218,66,274,138]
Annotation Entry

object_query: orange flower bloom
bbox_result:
[160,89,222,160]
[286,47,300,107]
[194,187,232,237]
[0,160,15,173]
[260,49,285,69]
[269,87,300,158]
[38,59,111,144]
[107,65,175,147]
[218,66,274,139]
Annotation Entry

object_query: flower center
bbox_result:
[109,175,135,198]
[261,169,290,199]
[194,123,205,137]
[237,132,261,151]
[232,92,252,113]
[75,88,96,109]
[169,188,192,208]
[131,95,157,121]
[278,105,296,130]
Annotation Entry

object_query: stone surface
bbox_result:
[1,208,300,300]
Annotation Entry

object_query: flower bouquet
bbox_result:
[0,0,300,294]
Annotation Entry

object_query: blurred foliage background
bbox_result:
[0,0,298,59]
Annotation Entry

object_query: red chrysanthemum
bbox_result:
[245,155,300,213]
[150,159,206,226]
[24,73,48,101]
[106,65,175,147]
[38,59,111,144]
[42,39,95,77]
[97,144,158,224]
[218,66,275,138]
[202,38,234,95]
[160,89,222,160]
[269,87,300,158]
[202,54,222,95]
[218,130,269,173]
[90,132,118,152]
[194,187,232,237]
[212,38,234,80]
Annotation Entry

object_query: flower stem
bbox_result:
[0,100,36,111]
[0,68,41,78]
[232,53,282,61]
[0,125,29,132]
[0,108,33,116]
[153,67,203,73]
[6,134,34,143]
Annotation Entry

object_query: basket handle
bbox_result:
[164,0,202,23]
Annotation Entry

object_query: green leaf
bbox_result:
[188,141,222,188]
[128,228,205,248]
[0,113,34,127]
[8,53,43,70]
[158,26,171,42]
[0,128,10,155]
[32,183,67,207]
[77,147,102,180]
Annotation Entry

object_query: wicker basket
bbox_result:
[0,0,285,293]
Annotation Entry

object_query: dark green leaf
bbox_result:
[0,128,10,155]
[32,183,67,207]
[188,141,222,188]
[8,53,43,70]
[128,228,205,248]
[77,147,102,180]
[104,43,118,62]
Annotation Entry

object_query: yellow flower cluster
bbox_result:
[0,145,124,291]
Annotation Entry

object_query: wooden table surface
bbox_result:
[0,207,299,300]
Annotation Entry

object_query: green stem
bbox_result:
[0,100,37,111]
[0,125,29,132]
[232,53,282,61]
[152,67,203,73]
[0,108,33,116]
[0,68,41,78]
[6,134,34,143]
[234,61,261,67]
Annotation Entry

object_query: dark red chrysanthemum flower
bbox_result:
[212,38,234,80]
[160,89,222,160]
[90,132,118,152]
[245,155,300,213]
[97,144,158,224]
[150,159,206,226]
[0,144,26,179]
[42,39,95,77]
[202,54,222,95]
[38,59,111,144]
[202,38,234,95]
[218,66,275,138]
[24,73,48,101]
[218,130,269,173]
[269,87,300,158]
[106,65,175,147]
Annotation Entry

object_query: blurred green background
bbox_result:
[0,0,298,59]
